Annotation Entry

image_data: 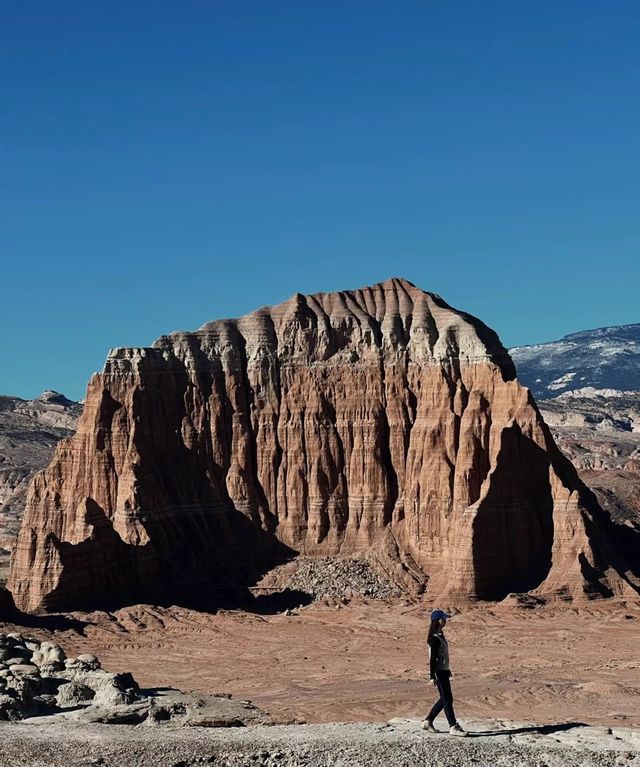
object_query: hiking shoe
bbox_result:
[421,719,437,733]
[449,723,468,736]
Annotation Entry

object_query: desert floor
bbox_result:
[2,596,639,729]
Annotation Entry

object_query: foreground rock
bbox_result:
[0,632,269,727]
[8,279,640,612]
[0,631,140,721]
[0,717,638,767]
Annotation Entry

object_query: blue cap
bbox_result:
[431,609,451,621]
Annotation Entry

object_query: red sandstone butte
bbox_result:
[7,279,639,612]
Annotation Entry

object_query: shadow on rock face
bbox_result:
[2,584,92,633]
[242,588,314,615]
[26,498,301,615]
[0,587,16,617]
[147,585,314,617]
[0,608,93,636]
[471,424,554,600]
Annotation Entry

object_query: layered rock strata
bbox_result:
[8,279,639,611]
[0,391,82,562]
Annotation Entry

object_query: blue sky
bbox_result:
[1,1,639,400]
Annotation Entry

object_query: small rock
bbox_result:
[8,664,40,677]
[24,640,41,652]
[32,643,66,671]
[57,681,96,707]
[32,693,58,712]
[0,693,21,721]
[79,702,150,725]
[186,717,246,727]
[6,646,32,661]
[4,657,29,667]
[76,653,100,669]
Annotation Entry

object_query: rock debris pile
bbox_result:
[273,557,402,601]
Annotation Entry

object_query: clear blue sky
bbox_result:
[1,1,639,401]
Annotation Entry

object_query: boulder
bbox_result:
[8,664,39,677]
[77,701,150,725]
[0,693,20,721]
[56,681,95,708]
[75,653,100,669]
[32,641,66,671]
[4,656,30,667]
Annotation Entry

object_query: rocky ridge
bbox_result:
[536,388,640,530]
[540,388,640,437]
[0,391,81,581]
[8,279,640,611]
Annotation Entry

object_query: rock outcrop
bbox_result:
[7,279,639,611]
[0,632,269,725]
[0,391,82,571]
[0,632,140,721]
[534,388,640,566]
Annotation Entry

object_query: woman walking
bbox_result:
[422,609,467,736]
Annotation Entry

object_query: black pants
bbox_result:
[426,670,457,726]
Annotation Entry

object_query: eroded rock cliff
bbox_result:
[8,279,639,611]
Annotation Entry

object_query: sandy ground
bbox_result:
[2,597,639,729]
[1,717,639,767]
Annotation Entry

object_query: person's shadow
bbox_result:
[468,722,588,737]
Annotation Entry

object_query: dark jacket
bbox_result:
[428,631,450,679]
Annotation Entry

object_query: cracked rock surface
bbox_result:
[1,717,639,767]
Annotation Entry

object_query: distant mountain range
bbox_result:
[510,323,640,399]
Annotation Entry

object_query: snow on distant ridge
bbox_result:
[510,323,640,399]
[547,372,577,391]
[553,386,640,400]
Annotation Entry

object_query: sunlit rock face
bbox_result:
[8,279,638,612]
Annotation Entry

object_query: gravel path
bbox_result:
[1,717,639,767]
